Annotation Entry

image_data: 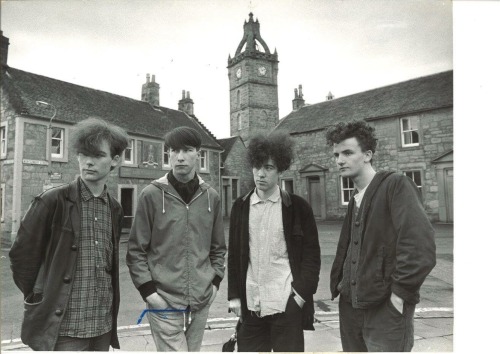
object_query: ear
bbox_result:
[111,155,121,168]
[364,150,373,163]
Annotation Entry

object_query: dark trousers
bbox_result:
[237,296,304,352]
[339,296,416,352]
[53,331,112,351]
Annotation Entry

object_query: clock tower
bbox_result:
[228,13,279,144]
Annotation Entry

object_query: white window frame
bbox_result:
[123,138,136,165]
[403,170,423,194]
[0,123,7,159]
[199,149,209,172]
[1,183,5,222]
[163,144,171,168]
[48,124,68,162]
[50,127,64,159]
[117,184,137,230]
[400,116,420,147]
[340,176,355,206]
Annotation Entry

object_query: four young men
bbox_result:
[10,119,436,352]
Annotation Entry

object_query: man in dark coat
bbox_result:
[9,118,129,351]
[327,120,436,352]
[227,131,321,352]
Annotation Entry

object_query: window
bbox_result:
[199,150,208,172]
[400,117,420,147]
[237,114,242,131]
[281,179,294,194]
[163,145,170,167]
[404,170,423,194]
[1,183,5,222]
[341,177,355,205]
[123,139,135,164]
[0,125,6,159]
[51,127,64,158]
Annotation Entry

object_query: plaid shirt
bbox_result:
[59,178,114,337]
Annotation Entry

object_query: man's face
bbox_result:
[333,137,372,179]
[253,158,280,195]
[169,146,199,180]
[77,141,119,185]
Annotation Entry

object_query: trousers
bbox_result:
[53,331,112,351]
[237,295,304,352]
[339,295,416,352]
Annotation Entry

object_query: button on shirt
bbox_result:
[246,187,292,317]
[59,178,114,338]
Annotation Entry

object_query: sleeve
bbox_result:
[9,196,51,297]
[126,189,156,300]
[291,198,321,300]
[389,176,437,304]
[209,192,227,289]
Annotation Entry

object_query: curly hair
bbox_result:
[247,131,294,172]
[325,120,377,154]
[72,117,129,157]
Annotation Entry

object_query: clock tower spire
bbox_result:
[227,13,279,144]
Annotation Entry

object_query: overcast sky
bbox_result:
[1,0,452,139]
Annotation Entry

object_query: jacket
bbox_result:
[330,171,436,308]
[9,179,123,350]
[126,174,226,311]
[228,189,321,330]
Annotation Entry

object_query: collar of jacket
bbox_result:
[351,170,395,221]
[152,173,210,192]
[241,187,292,207]
[64,178,121,213]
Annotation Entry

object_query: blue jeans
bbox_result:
[147,301,211,352]
[53,331,111,351]
[339,295,416,352]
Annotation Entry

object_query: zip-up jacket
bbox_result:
[228,189,321,330]
[126,174,226,311]
[9,179,123,350]
[330,171,436,308]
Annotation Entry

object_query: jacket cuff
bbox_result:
[212,275,222,290]
[391,283,420,305]
[138,281,157,301]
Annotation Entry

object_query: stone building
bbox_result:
[0,32,223,245]
[275,71,453,222]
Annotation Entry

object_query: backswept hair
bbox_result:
[325,120,377,153]
[164,126,202,150]
[72,117,129,157]
[247,131,294,173]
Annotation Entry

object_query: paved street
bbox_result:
[1,220,453,351]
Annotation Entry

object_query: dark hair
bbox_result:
[247,131,294,173]
[325,120,377,154]
[72,117,129,157]
[164,126,202,150]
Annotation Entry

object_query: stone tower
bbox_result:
[227,13,279,144]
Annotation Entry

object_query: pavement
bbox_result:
[1,221,453,352]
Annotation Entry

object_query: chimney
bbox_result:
[326,91,334,100]
[178,90,194,116]
[292,84,305,110]
[1,31,10,67]
[141,73,160,106]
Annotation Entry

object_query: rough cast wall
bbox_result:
[221,139,254,197]
[1,88,16,241]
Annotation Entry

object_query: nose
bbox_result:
[336,156,344,165]
[85,156,95,166]
[257,167,266,177]
[177,151,185,161]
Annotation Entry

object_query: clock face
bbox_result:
[236,68,242,79]
[258,66,267,76]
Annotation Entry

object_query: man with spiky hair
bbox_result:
[10,118,129,351]
[227,131,321,352]
[327,120,436,352]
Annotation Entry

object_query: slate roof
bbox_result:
[217,136,243,162]
[275,70,453,135]
[1,66,222,150]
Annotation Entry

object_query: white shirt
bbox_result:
[354,184,369,208]
[246,187,293,316]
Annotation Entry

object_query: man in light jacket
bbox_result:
[328,120,436,352]
[9,118,129,351]
[126,126,226,352]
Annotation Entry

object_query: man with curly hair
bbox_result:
[227,131,321,352]
[327,120,436,352]
[10,118,129,351]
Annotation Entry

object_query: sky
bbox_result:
[1,0,453,139]
[2,1,500,352]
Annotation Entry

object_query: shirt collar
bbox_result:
[79,177,108,203]
[250,186,281,205]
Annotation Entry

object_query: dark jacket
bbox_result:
[228,189,321,330]
[9,179,123,351]
[330,171,436,308]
